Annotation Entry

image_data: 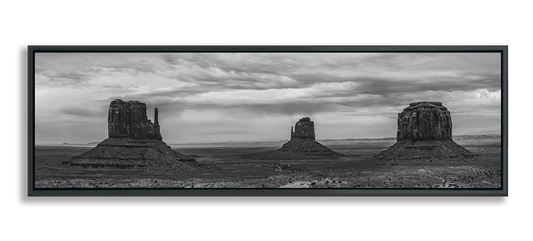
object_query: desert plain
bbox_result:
[34,134,501,189]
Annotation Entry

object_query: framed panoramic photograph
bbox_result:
[28,46,507,196]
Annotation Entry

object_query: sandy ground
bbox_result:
[34,137,502,189]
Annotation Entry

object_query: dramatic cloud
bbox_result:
[34,52,502,144]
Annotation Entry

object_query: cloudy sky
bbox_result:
[35,52,501,144]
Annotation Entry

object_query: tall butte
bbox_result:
[67,99,196,173]
[373,102,475,160]
[107,99,162,140]
[254,117,343,159]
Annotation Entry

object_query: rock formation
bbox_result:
[67,99,196,173]
[251,117,343,159]
[373,102,475,160]
[397,102,452,141]
[290,117,315,140]
[108,99,162,140]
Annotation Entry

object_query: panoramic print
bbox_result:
[33,52,502,189]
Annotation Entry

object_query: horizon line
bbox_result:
[35,133,502,146]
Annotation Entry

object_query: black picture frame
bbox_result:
[27,43,511,197]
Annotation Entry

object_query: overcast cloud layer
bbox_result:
[35,53,502,144]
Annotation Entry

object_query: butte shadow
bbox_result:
[369,102,476,162]
[247,117,344,160]
[66,99,197,173]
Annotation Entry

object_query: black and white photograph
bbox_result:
[30,47,505,194]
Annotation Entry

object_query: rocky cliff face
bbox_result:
[108,99,162,140]
[397,102,452,141]
[291,117,316,140]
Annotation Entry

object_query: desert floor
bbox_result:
[34,137,502,189]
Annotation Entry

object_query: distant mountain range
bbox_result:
[60,141,100,145]
[465,129,503,135]
[453,134,501,140]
